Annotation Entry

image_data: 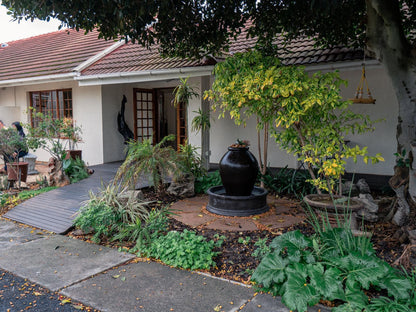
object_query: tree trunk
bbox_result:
[366,0,416,224]
[257,120,269,188]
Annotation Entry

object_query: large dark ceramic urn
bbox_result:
[219,146,259,196]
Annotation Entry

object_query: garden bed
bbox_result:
[68,189,410,284]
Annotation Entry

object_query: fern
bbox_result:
[114,135,180,194]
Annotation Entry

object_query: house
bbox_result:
[0,28,398,184]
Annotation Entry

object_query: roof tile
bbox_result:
[0,29,115,81]
[0,25,365,83]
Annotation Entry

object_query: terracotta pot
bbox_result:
[219,146,259,196]
[303,194,363,229]
[7,162,28,182]
[303,194,362,212]
[65,150,82,160]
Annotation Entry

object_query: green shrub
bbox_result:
[260,166,316,198]
[74,201,120,242]
[17,186,57,201]
[178,142,206,178]
[74,184,151,242]
[251,229,414,312]
[195,170,221,194]
[63,157,89,183]
[141,229,222,270]
[114,207,170,251]
[0,186,57,210]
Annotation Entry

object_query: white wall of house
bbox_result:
[101,84,130,163]
[75,85,104,165]
[208,65,398,176]
[337,66,398,176]
[0,62,398,178]
[0,87,21,125]
[0,81,105,166]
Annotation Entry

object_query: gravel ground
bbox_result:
[0,269,98,312]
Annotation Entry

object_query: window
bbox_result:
[29,89,72,126]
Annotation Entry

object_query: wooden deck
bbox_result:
[4,162,122,234]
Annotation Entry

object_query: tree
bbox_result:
[3,0,416,221]
[207,50,383,195]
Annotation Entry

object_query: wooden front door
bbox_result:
[176,101,187,148]
[134,89,156,144]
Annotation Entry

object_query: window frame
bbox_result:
[29,89,73,127]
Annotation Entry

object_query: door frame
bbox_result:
[133,88,157,144]
[133,87,187,149]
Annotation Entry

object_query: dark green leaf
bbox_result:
[251,253,289,289]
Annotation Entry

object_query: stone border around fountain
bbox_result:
[206,185,269,216]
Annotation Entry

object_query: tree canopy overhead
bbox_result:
[2,1,414,58]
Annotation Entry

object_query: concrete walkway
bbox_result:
[0,218,330,311]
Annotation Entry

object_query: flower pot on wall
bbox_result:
[219,146,259,196]
[7,162,28,182]
[65,150,82,160]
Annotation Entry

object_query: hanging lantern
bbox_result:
[349,64,376,104]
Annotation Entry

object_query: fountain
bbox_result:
[207,141,269,216]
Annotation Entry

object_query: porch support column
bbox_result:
[201,76,211,170]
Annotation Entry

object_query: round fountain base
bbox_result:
[207,186,269,216]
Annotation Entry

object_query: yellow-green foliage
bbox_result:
[206,51,383,194]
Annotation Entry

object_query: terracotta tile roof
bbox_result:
[228,27,364,66]
[82,34,364,76]
[0,29,116,81]
[81,42,204,76]
[0,26,364,83]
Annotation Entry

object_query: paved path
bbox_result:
[4,162,121,234]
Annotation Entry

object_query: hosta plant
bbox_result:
[194,170,221,194]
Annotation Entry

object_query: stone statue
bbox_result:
[117,95,134,144]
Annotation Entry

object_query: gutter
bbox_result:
[304,59,381,72]
[0,73,77,88]
[75,66,215,86]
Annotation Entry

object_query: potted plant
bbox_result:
[26,112,81,181]
[0,127,29,188]
[172,77,199,148]
[62,118,83,160]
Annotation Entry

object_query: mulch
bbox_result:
[2,184,412,284]
[68,188,412,285]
